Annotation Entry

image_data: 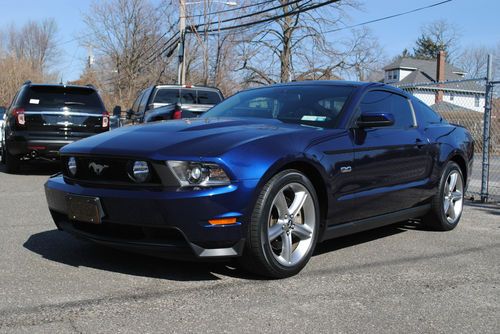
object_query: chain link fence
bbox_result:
[396,77,500,202]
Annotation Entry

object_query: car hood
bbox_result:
[61,118,323,159]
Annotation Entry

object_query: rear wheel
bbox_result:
[4,144,21,173]
[424,161,464,231]
[240,170,320,278]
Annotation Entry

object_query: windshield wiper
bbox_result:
[64,101,85,106]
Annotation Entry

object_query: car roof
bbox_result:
[25,83,97,91]
[241,80,408,95]
[154,85,221,92]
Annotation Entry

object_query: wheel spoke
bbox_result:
[268,222,284,241]
[292,223,313,240]
[443,198,451,214]
[448,173,458,192]
[447,201,456,219]
[274,191,289,217]
[289,191,307,217]
[451,191,462,201]
[281,232,293,263]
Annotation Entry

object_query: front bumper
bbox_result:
[45,175,258,259]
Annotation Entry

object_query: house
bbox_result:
[382,54,486,112]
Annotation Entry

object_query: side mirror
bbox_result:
[357,112,394,128]
[126,109,133,120]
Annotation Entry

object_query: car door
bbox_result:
[348,90,433,221]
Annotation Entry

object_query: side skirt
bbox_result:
[320,204,431,242]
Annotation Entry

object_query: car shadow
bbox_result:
[23,230,238,281]
[313,221,415,256]
[24,221,423,281]
[0,160,60,176]
[466,201,500,216]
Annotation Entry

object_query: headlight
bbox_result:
[167,161,230,187]
[68,157,77,176]
[128,161,150,183]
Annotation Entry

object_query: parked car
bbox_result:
[1,82,109,173]
[127,84,223,123]
[45,81,473,278]
[0,106,5,153]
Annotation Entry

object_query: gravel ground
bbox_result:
[0,162,499,334]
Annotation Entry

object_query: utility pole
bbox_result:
[178,0,186,85]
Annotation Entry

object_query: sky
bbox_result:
[0,0,498,82]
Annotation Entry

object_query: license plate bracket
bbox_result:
[67,195,104,224]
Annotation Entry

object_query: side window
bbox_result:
[390,93,414,128]
[131,92,143,113]
[414,100,442,126]
[359,90,414,128]
[197,90,222,104]
[180,89,196,104]
[138,88,151,114]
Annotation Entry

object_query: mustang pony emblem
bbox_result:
[88,162,109,175]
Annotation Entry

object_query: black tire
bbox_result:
[239,170,320,278]
[4,145,21,174]
[0,146,5,165]
[424,161,464,231]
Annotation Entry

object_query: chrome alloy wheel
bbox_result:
[443,170,463,224]
[267,182,316,267]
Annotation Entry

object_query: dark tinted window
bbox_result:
[197,90,221,104]
[203,85,354,127]
[138,88,152,113]
[153,88,179,104]
[0,107,5,118]
[20,86,104,113]
[131,91,143,113]
[360,90,414,128]
[414,100,442,126]
[180,89,196,104]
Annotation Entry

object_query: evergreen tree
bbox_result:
[413,34,447,60]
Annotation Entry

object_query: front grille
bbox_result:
[72,221,186,245]
[61,155,162,187]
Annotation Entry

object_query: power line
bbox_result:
[191,0,306,30]
[188,0,340,34]
[322,0,453,35]
[226,0,453,43]
[186,0,275,18]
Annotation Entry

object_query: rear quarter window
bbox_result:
[20,86,104,113]
[197,90,221,104]
[414,100,443,126]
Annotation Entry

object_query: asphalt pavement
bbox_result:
[0,162,499,333]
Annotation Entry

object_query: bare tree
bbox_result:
[81,0,177,108]
[225,0,362,84]
[414,19,461,62]
[0,20,59,106]
[340,27,386,81]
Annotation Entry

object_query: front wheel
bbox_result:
[424,161,464,231]
[240,170,320,278]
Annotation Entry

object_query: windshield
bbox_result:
[202,85,354,127]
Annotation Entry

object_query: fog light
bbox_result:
[68,157,77,176]
[129,161,150,183]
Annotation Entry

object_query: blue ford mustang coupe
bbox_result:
[45,81,473,278]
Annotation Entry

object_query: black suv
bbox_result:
[128,85,223,123]
[1,82,109,173]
